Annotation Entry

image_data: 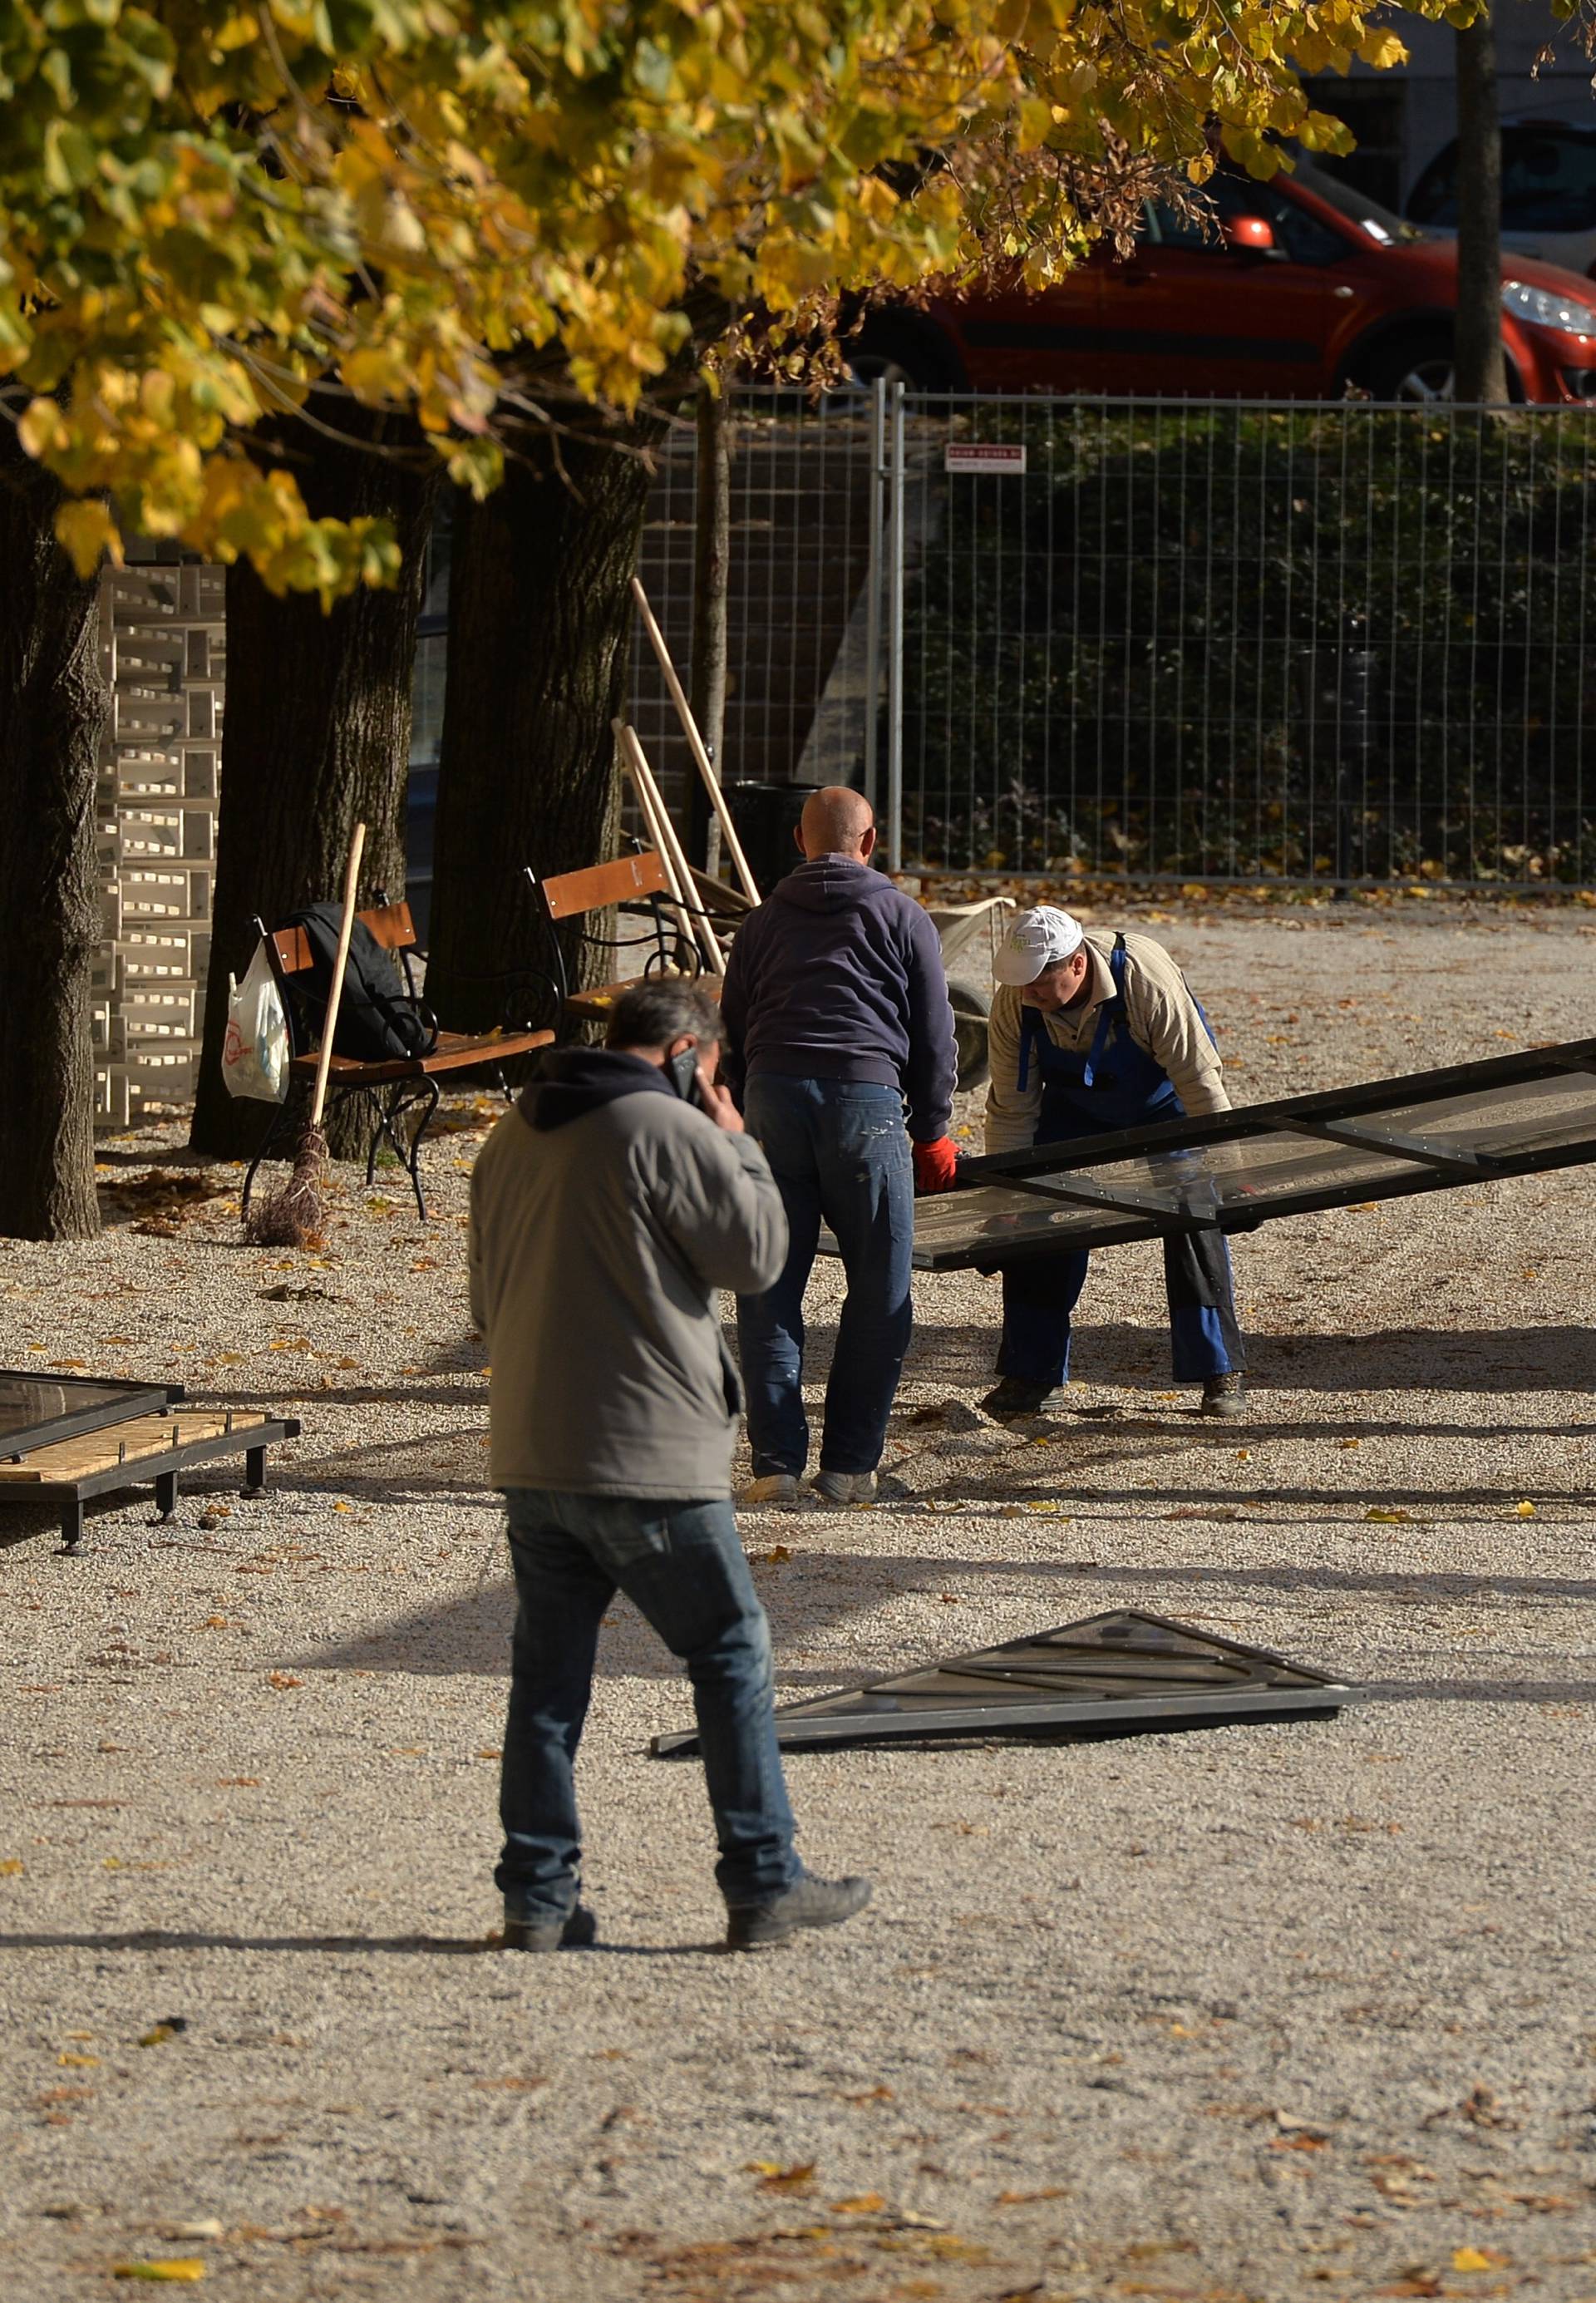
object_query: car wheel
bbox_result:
[948,979,991,1092]
[845,314,964,393]
[1361,332,1457,402]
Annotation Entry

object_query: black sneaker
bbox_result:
[1200,1373,1247,1419]
[979,1375,1062,1421]
[725,1871,872,1953]
[500,1904,598,1952]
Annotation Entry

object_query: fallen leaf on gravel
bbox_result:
[830,2194,887,2214]
[138,2019,188,2047]
[1366,1508,1412,1523]
[57,2054,98,2069]
[1514,1501,1537,1517]
[1452,2247,1509,2273]
[0,1859,24,1876]
[749,2162,816,2192]
[994,2187,1070,2205]
[1459,2086,1515,2128]
[760,1546,792,1565]
[473,2075,545,2092]
[837,2085,893,2104]
[1373,2273,1441,2300]
[161,2223,224,2243]
[1122,2240,1197,2261]
[267,1673,303,1690]
[111,2265,205,2284]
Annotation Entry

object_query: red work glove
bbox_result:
[912,1136,961,1195]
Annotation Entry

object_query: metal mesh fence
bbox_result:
[628,387,1596,890]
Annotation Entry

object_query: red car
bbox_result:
[851,159,1596,402]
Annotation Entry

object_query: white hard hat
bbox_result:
[992,905,1085,987]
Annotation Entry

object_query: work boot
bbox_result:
[500,1905,598,1952]
[725,1871,873,1953]
[1200,1373,1247,1419]
[810,1469,907,1506]
[738,1473,808,1509]
[980,1375,1062,1422]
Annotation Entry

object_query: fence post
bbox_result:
[862,378,886,811]
[1334,611,1375,897]
[885,379,907,873]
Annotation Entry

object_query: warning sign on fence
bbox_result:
[944,442,1027,475]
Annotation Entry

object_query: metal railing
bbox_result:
[627,385,1596,890]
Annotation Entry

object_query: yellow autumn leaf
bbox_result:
[0,1859,25,1877]
[1451,2247,1499,2273]
[112,2265,205,2284]
[1514,1501,1536,1517]
[54,497,123,577]
[830,2193,887,2213]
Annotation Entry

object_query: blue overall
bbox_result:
[997,936,1243,1388]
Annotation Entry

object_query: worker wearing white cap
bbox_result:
[977,905,1244,1421]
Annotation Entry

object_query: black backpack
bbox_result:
[285,904,440,1063]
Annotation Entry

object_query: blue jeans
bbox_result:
[736,1076,914,1477]
[998,1227,1243,1387]
[496,1488,797,1920]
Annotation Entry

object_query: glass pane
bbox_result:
[1380,1074,1596,1158]
[911,1185,1111,1259]
[0,1376,144,1444]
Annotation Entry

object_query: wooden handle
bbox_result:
[630,575,761,905]
[613,720,726,974]
[310,821,367,1128]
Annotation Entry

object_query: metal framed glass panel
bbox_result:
[889,1035,1596,1270]
[651,1610,1363,1754]
[0,1374,178,1457]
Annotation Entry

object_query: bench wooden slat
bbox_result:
[269,900,416,977]
[541,853,671,921]
[285,1024,554,1087]
[563,975,723,1023]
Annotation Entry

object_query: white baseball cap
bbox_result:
[992,905,1085,987]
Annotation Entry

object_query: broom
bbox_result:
[245,821,366,1249]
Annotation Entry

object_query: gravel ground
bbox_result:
[2,898,1595,2303]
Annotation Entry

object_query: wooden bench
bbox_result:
[244,898,553,1221]
[526,852,723,1028]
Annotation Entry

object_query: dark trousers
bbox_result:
[736,1075,914,1477]
[496,1488,797,1921]
[998,1228,1244,1388]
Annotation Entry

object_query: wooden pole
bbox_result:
[611,724,702,966]
[613,722,726,974]
[630,575,761,904]
[310,821,366,1128]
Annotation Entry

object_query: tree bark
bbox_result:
[0,419,108,1240]
[687,383,732,873]
[425,422,662,1032]
[1455,9,1508,407]
[189,417,437,1159]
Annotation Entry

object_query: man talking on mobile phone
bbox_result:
[469,979,872,1953]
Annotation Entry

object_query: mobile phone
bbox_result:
[666,1045,705,1107]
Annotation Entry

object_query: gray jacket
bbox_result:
[467,1051,788,1498]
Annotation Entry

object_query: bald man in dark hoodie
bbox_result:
[722,788,958,1507]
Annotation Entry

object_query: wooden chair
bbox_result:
[242,896,554,1221]
[525,851,724,1029]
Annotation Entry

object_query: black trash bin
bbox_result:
[723,782,820,892]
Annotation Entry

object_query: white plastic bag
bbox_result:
[221,939,290,1103]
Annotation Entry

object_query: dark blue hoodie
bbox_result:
[720,858,957,1142]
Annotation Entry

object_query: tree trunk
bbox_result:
[0,421,108,1240]
[688,383,732,873]
[425,423,661,1033]
[1455,9,1508,407]
[189,418,437,1160]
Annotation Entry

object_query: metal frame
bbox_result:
[904,1033,1596,1270]
[522,849,700,1034]
[0,1413,301,1554]
[0,1375,181,1458]
[652,1609,1363,1755]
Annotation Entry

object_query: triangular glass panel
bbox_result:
[650,1610,1365,1756]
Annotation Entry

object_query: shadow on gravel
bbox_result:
[901,1319,1596,1394]
[0,1931,717,1957]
